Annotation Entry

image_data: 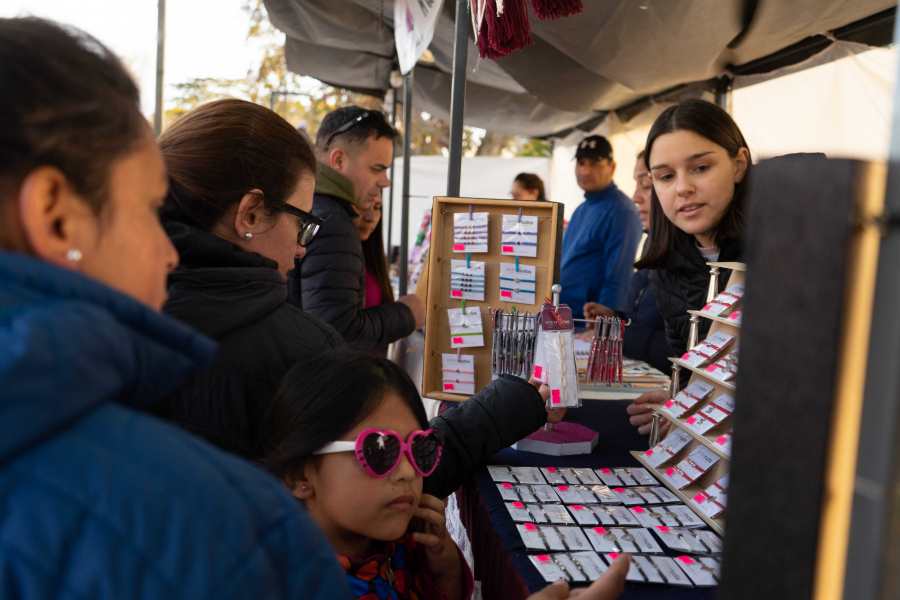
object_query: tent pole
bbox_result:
[387,87,397,257]
[153,0,166,135]
[399,70,414,296]
[446,0,470,197]
[715,76,733,111]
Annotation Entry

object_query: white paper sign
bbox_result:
[498,262,536,305]
[394,0,446,74]
[501,214,539,257]
[441,354,475,395]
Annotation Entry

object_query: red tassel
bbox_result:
[477,0,533,60]
[530,0,583,20]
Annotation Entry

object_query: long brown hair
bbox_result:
[514,173,547,201]
[158,99,317,230]
[634,99,750,270]
[361,211,394,304]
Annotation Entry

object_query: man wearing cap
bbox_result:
[559,135,642,319]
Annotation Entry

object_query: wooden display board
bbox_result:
[421,197,564,402]
[631,261,746,535]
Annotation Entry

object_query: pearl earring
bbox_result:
[244,232,252,239]
[66,249,82,262]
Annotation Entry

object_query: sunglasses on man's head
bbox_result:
[274,202,324,247]
[323,110,386,149]
[314,428,442,478]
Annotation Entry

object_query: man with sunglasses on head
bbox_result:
[287,106,426,347]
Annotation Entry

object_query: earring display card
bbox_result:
[659,504,706,528]
[497,483,538,503]
[506,501,534,522]
[611,487,645,505]
[680,331,736,368]
[543,325,580,408]
[675,556,721,586]
[518,522,551,550]
[564,467,602,485]
[541,503,576,525]
[530,485,563,504]
[568,505,599,526]
[691,475,729,519]
[449,260,485,301]
[529,554,569,582]
[498,262,537,304]
[598,505,641,527]
[579,485,621,505]
[664,446,721,489]
[586,527,663,554]
[488,465,517,483]
[701,283,745,317]
[684,393,735,435]
[555,526,593,552]
[595,469,624,487]
[661,380,716,418]
[652,526,721,554]
[452,212,489,253]
[618,467,658,486]
[706,349,739,381]
[540,467,567,485]
[633,486,680,504]
[530,552,610,583]
[448,306,485,348]
[441,354,475,395]
[630,505,694,528]
[488,465,547,485]
[605,553,647,583]
[634,555,695,587]
[501,214,539,257]
[643,429,694,468]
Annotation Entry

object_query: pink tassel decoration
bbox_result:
[476,0,533,60]
[530,0,583,20]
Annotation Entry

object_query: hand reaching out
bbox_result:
[626,390,671,436]
[412,494,464,600]
[525,554,630,600]
[530,377,567,424]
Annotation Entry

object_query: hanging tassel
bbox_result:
[476,0,533,60]
[530,0,582,20]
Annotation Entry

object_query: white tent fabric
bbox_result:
[549,43,898,222]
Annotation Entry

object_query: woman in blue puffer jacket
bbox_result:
[0,17,349,600]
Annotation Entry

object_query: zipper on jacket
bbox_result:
[385,557,397,588]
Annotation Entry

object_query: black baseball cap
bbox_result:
[575,135,614,162]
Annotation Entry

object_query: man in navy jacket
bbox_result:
[559,136,642,318]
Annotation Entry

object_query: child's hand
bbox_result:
[412,494,464,600]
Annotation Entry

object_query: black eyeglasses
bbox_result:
[324,110,378,149]
[275,202,324,247]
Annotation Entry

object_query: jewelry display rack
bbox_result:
[422,197,564,402]
[631,261,746,535]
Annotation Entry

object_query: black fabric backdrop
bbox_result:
[477,399,715,598]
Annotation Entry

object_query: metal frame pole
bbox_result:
[387,87,398,255]
[153,0,166,135]
[446,0,469,197]
[714,76,733,111]
[399,70,414,296]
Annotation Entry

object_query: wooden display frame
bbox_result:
[421,197,564,402]
[631,262,746,535]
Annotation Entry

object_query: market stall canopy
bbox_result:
[264,0,896,137]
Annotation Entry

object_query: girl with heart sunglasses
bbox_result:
[260,348,473,600]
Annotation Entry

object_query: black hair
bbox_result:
[260,348,429,481]
[635,99,751,270]
[315,106,400,156]
[0,17,146,226]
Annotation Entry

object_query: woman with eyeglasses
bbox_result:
[152,99,563,502]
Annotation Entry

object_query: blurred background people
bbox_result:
[511,172,546,201]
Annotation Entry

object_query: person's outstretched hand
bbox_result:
[525,554,630,600]
[399,294,426,329]
[530,378,567,424]
[583,302,615,320]
[627,390,671,436]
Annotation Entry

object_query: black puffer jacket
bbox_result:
[287,191,415,346]
[154,223,548,497]
[151,222,344,457]
[648,231,744,359]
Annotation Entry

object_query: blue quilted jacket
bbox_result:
[0,252,350,599]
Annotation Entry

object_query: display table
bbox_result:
[455,399,715,599]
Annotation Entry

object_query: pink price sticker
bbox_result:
[677,556,696,565]
[729,311,740,320]
[453,243,465,251]
[666,468,676,476]
[571,505,584,510]
[632,506,646,514]
[502,245,514,252]
[558,485,569,491]
[524,523,537,531]
[502,483,513,488]
[686,416,697,425]
[536,555,550,562]
[706,364,718,372]
[681,352,692,360]
[656,526,672,532]
[546,467,557,472]
[600,468,612,474]
[613,487,626,493]
[665,400,675,408]
[451,290,463,297]
[551,389,561,404]
[533,365,542,379]
[645,449,654,456]
[693,493,706,503]
[444,383,455,390]
[452,337,464,344]
[501,290,512,298]
[593,527,607,535]
[715,436,728,445]
[702,304,713,311]
[512,501,525,508]
[607,552,620,560]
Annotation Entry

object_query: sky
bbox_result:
[3,0,269,117]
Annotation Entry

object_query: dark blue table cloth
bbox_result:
[476,399,715,599]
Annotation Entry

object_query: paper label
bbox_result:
[533,365,542,379]
[558,485,568,491]
[536,554,550,562]
[448,306,484,348]
[716,436,728,445]
[686,416,697,425]
[645,449,653,456]
[633,506,646,513]
[524,523,537,530]
[677,556,696,565]
[441,354,475,395]
[451,290,462,297]
[452,212,489,253]
[501,290,512,298]
[693,493,706,503]
[502,245,513,252]
[608,552,619,560]
[500,214,539,257]
[452,337,463,344]
[502,483,513,488]
[593,527,607,534]
[444,383,454,390]
[453,243,464,251]
[572,505,584,510]
[666,468,675,476]
[551,389,561,404]
[657,526,671,532]
[498,262,537,305]
[600,469,611,474]
[546,467,556,472]
[512,501,525,508]
[449,260,486,301]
